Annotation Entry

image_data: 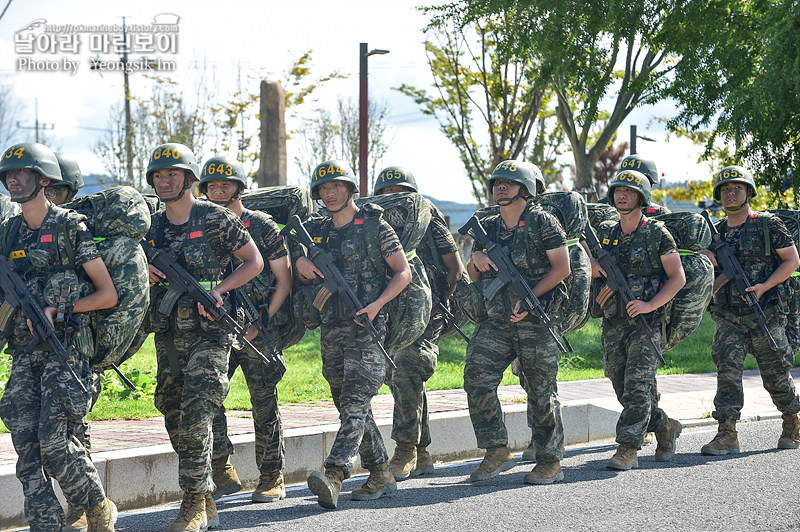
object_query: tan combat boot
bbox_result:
[389,441,417,480]
[204,493,219,530]
[211,456,242,500]
[351,462,397,501]
[86,498,117,532]
[523,460,564,485]
[252,471,286,502]
[777,413,800,449]
[654,418,683,462]
[308,466,345,510]
[469,445,515,482]
[700,419,740,455]
[521,437,536,462]
[607,443,639,470]
[167,492,207,532]
[63,504,87,532]
[412,445,435,477]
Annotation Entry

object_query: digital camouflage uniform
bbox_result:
[598,216,675,448]
[465,205,567,461]
[211,207,288,474]
[301,209,402,478]
[147,199,252,494]
[709,214,800,421]
[384,208,458,447]
[0,207,107,531]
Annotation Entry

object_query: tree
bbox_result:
[666,0,800,202]
[431,0,720,191]
[593,133,629,193]
[293,96,392,189]
[396,17,551,205]
[0,83,21,149]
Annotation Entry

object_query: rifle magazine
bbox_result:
[313,285,332,311]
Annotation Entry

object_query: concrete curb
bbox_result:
[0,403,784,530]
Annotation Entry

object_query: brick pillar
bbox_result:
[258,80,287,187]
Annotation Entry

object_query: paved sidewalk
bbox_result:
[2,368,795,467]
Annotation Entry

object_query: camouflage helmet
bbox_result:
[608,169,652,208]
[310,160,358,200]
[54,152,85,192]
[0,142,62,188]
[145,143,200,188]
[488,160,538,197]
[619,154,659,185]
[199,155,248,195]
[374,166,418,194]
[713,165,756,201]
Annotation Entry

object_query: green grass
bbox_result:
[1,312,798,433]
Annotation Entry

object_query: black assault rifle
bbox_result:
[458,215,569,354]
[433,295,470,342]
[232,287,286,371]
[700,211,779,350]
[280,215,396,369]
[584,222,665,364]
[140,240,280,367]
[0,256,87,393]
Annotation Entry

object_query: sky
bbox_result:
[0,0,713,204]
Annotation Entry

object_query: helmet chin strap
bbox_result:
[724,195,749,212]
[11,181,42,204]
[207,186,241,208]
[495,189,529,206]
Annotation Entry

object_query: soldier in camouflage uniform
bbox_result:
[372,166,464,480]
[201,156,292,503]
[590,170,685,470]
[465,160,570,485]
[294,161,411,509]
[700,166,800,454]
[145,143,264,532]
[0,143,119,532]
[598,155,670,216]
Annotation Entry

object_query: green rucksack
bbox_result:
[0,194,20,221]
[766,209,800,354]
[587,202,620,230]
[64,186,151,369]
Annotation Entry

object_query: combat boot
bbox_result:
[204,493,219,530]
[412,445,435,476]
[521,437,536,462]
[86,498,117,532]
[63,504,87,532]
[167,492,207,532]
[777,413,800,449]
[469,445,515,482]
[252,471,286,502]
[211,455,241,500]
[523,460,563,485]
[700,419,739,455]
[389,441,417,480]
[351,462,397,501]
[654,418,683,462]
[308,466,344,510]
[607,443,639,470]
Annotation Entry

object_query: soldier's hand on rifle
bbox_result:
[590,257,607,279]
[296,256,323,284]
[355,301,382,325]
[699,249,718,267]
[745,283,768,301]
[470,250,497,273]
[27,306,57,334]
[197,289,223,321]
[148,264,166,287]
[510,300,529,323]
[626,299,656,318]
[245,323,258,341]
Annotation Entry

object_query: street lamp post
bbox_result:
[629,124,656,155]
[359,43,389,197]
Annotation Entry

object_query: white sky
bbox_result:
[0,0,712,204]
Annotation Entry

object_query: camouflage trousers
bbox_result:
[154,331,231,493]
[212,325,286,473]
[320,317,388,479]
[74,371,103,453]
[386,313,443,447]
[711,313,800,421]
[465,319,565,461]
[602,318,669,448]
[0,347,105,532]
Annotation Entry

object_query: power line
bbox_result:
[0,0,13,23]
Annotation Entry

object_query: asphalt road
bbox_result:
[108,419,800,532]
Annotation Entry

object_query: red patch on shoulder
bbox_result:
[354,219,364,225]
[40,234,53,243]
[189,230,203,239]
[518,220,525,227]
[243,220,251,228]
[749,213,758,219]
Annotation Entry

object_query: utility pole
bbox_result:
[17,99,54,143]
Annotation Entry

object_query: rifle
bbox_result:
[0,256,87,393]
[583,222,665,364]
[458,215,569,354]
[432,295,470,342]
[140,240,277,367]
[700,211,779,350]
[232,287,286,370]
[280,215,396,369]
